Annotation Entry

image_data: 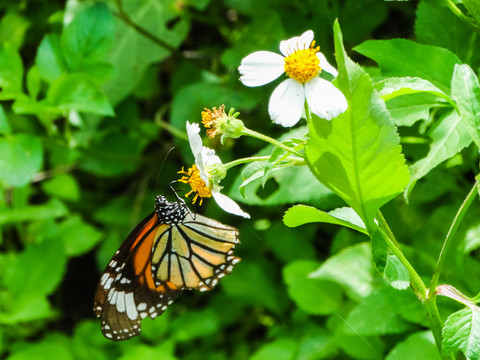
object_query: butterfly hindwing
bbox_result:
[94,196,241,341]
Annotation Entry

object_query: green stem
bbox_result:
[377,226,427,299]
[112,0,183,59]
[376,211,401,250]
[377,225,445,353]
[223,156,305,170]
[429,181,478,295]
[444,0,480,33]
[304,101,312,122]
[242,128,303,157]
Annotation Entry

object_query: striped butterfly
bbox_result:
[93,194,240,341]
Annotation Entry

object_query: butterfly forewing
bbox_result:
[94,196,241,341]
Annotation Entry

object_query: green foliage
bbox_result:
[2,0,480,359]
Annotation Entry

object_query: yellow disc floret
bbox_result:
[283,41,321,84]
[178,165,212,205]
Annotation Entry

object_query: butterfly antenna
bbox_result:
[169,181,195,219]
[154,147,176,194]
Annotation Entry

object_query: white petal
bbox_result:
[279,30,314,57]
[317,52,338,77]
[198,147,222,184]
[305,78,348,120]
[186,122,203,161]
[268,79,305,127]
[212,190,250,218]
[238,51,285,87]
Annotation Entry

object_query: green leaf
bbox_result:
[283,261,343,315]
[463,0,480,26]
[386,331,441,360]
[385,92,441,127]
[405,110,472,198]
[0,198,67,225]
[0,296,54,324]
[346,288,414,336]
[171,309,220,342]
[371,229,388,274]
[47,73,114,116]
[376,77,454,108]
[61,2,115,70]
[283,205,368,234]
[118,343,177,360]
[0,42,23,99]
[306,22,410,232]
[415,0,480,65]
[0,104,10,135]
[35,34,67,83]
[310,243,374,301]
[0,12,30,49]
[103,0,190,105]
[7,334,74,360]
[41,173,80,201]
[384,255,410,290]
[5,239,67,298]
[0,133,43,187]
[250,338,297,360]
[265,222,316,262]
[451,64,480,151]
[58,215,103,256]
[262,146,289,187]
[222,260,287,314]
[26,66,41,100]
[442,307,480,359]
[354,39,461,92]
[79,132,145,177]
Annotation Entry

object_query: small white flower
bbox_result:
[180,122,250,219]
[238,30,347,127]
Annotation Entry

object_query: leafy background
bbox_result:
[1,0,479,359]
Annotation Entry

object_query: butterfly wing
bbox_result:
[93,213,181,341]
[151,213,240,292]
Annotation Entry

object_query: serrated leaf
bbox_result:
[0,133,43,187]
[442,307,480,359]
[384,255,410,290]
[451,64,480,151]
[405,110,472,198]
[283,205,367,234]
[354,39,461,92]
[306,22,410,232]
[376,77,454,108]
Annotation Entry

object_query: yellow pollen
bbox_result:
[177,165,212,205]
[283,42,321,84]
[201,105,225,138]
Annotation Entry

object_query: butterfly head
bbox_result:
[154,195,189,224]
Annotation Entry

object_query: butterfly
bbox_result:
[93,194,240,341]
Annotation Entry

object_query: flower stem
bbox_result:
[443,0,480,32]
[223,156,305,170]
[376,224,445,354]
[429,181,478,296]
[242,128,303,157]
[304,101,312,122]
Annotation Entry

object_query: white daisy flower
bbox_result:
[238,30,347,127]
[178,122,250,219]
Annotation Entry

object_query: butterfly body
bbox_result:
[94,195,240,341]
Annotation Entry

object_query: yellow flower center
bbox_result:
[283,41,321,84]
[201,105,225,138]
[177,165,212,205]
